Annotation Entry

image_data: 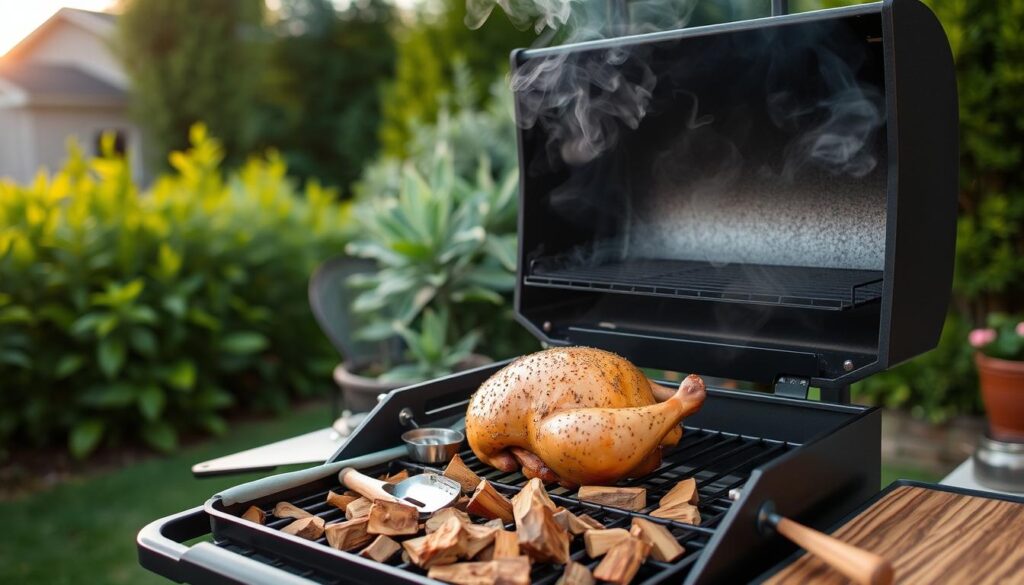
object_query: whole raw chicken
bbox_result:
[465,347,706,487]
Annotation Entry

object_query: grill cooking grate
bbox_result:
[526,258,883,311]
[213,426,794,585]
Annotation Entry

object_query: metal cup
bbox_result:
[401,427,465,464]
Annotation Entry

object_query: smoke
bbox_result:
[768,50,885,179]
[474,0,700,166]
[464,0,575,33]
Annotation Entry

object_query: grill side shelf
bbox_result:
[684,406,881,585]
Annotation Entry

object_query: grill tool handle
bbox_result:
[762,504,894,585]
[339,467,400,503]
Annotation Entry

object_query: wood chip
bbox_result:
[367,499,419,536]
[468,480,514,523]
[444,454,483,493]
[552,508,592,536]
[415,516,467,568]
[577,486,646,511]
[630,517,685,562]
[660,478,699,507]
[492,530,520,559]
[325,516,373,551]
[576,514,604,530]
[463,523,500,559]
[511,478,556,525]
[556,561,595,585]
[454,495,471,512]
[427,557,531,585]
[273,501,311,519]
[326,490,358,512]
[583,528,631,558]
[427,508,472,534]
[381,469,410,484]
[517,503,569,564]
[346,497,373,520]
[241,505,265,524]
[592,536,651,585]
[650,502,701,525]
[359,534,402,563]
[281,516,325,540]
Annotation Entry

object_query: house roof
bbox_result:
[3,8,117,61]
[0,62,126,107]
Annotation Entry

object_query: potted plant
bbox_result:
[969,315,1024,441]
[334,147,519,411]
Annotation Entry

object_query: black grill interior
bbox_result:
[527,258,883,311]
[215,426,795,584]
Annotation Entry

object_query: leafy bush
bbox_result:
[346,148,526,380]
[0,127,350,458]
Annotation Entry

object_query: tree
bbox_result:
[378,0,536,157]
[254,0,396,191]
[117,0,265,170]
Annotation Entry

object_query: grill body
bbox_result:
[139,362,879,585]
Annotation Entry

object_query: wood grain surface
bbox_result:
[766,486,1024,584]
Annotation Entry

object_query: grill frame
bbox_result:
[135,362,879,585]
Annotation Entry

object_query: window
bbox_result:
[94,129,127,157]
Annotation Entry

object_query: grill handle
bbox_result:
[137,506,312,585]
[760,502,894,585]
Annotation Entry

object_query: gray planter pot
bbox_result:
[333,354,492,413]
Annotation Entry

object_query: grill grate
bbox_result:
[215,426,794,585]
[526,258,883,311]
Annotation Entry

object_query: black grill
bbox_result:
[208,426,793,585]
[527,258,884,311]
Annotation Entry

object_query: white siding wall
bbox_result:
[0,108,35,183]
[25,106,143,182]
[23,20,127,88]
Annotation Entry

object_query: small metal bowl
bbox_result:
[401,427,465,464]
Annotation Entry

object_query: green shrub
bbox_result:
[347,148,533,379]
[0,126,351,458]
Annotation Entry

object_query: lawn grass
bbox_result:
[0,402,331,585]
[1,403,947,585]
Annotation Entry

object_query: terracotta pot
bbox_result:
[334,354,492,413]
[976,353,1024,442]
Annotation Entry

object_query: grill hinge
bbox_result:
[773,375,810,399]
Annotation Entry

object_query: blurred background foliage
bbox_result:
[3,0,1022,460]
[0,127,350,458]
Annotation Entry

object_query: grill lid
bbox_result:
[511,0,957,392]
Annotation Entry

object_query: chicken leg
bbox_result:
[530,375,705,486]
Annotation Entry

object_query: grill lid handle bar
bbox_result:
[758,501,894,585]
[216,445,406,506]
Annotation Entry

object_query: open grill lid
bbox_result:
[511,0,957,392]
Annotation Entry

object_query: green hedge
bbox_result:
[0,127,351,458]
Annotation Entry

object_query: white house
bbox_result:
[0,8,145,184]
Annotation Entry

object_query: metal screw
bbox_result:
[843,359,854,372]
[542,321,552,332]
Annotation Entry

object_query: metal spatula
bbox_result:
[338,467,461,516]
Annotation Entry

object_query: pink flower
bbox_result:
[969,328,997,348]
[1017,322,1024,337]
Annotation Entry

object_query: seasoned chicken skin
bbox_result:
[465,347,706,487]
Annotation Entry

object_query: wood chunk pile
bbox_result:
[236,466,704,585]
